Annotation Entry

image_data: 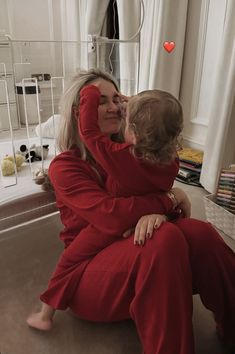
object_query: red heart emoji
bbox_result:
[163,41,175,53]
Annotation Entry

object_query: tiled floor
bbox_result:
[0,181,234,354]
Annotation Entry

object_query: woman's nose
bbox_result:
[107,101,118,112]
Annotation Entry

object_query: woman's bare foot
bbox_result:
[26,312,53,331]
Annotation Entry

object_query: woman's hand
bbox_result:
[123,214,167,246]
[171,187,191,218]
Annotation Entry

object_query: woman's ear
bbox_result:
[72,105,79,120]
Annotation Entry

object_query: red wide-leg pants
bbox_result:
[68,219,235,354]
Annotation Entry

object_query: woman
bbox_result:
[28,69,235,354]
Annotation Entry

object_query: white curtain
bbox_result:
[75,0,141,93]
[59,0,80,77]
[113,0,188,96]
[78,0,110,70]
[77,0,141,92]
[138,0,188,98]
[200,0,235,193]
[60,0,188,97]
[116,0,141,95]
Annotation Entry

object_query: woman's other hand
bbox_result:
[122,227,135,238]
[130,214,167,246]
[171,187,191,218]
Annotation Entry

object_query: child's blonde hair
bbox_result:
[127,89,183,164]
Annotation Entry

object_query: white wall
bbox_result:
[7,0,54,40]
[0,0,67,41]
[0,0,10,35]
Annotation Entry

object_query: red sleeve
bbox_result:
[49,154,174,235]
[79,85,134,179]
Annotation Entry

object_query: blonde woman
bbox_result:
[27,69,235,354]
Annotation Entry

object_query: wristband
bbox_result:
[167,190,178,209]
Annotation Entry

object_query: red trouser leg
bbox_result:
[70,223,195,354]
[175,218,235,343]
[40,225,118,309]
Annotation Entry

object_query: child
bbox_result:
[27,83,183,331]
[79,84,182,199]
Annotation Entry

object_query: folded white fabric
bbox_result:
[35,114,61,138]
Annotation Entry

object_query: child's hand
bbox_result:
[118,94,130,120]
[170,187,191,218]
[119,94,130,103]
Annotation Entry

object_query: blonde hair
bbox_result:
[36,68,123,190]
[57,68,121,159]
[127,89,183,164]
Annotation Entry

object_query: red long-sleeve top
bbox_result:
[79,85,179,197]
[49,149,174,247]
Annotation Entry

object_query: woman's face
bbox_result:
[92,79,123,135]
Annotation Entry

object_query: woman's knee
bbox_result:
[175,218,224,252]
[142,222,188,260]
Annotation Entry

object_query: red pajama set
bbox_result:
[40,87,235,354]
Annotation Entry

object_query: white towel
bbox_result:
[35,114,61,138]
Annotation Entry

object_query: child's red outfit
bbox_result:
[78,85,179,197]
[40,87,235,354]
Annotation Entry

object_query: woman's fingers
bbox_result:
[154,215,167,230]
[134,214,167,246]
[134,217,147,245]
[146,216,156,239]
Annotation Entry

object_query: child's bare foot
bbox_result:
[26,312,52,331]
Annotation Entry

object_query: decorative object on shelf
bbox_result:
[31,73,43,81]
[215,165,235,215]
[204,164,235,240]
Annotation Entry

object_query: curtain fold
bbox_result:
[116,0,141,95]
[78,0,110,70]
[138,0,188,98]
[200,0,235,193]
[59,0,80,77]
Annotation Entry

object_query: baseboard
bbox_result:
[183,135,205,151]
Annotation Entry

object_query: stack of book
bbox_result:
[216,165,235,214]
[176,148,204,186]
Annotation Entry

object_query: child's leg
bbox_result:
[27,225,115,330]
[26,303,55,331]
[40,225,118,310]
